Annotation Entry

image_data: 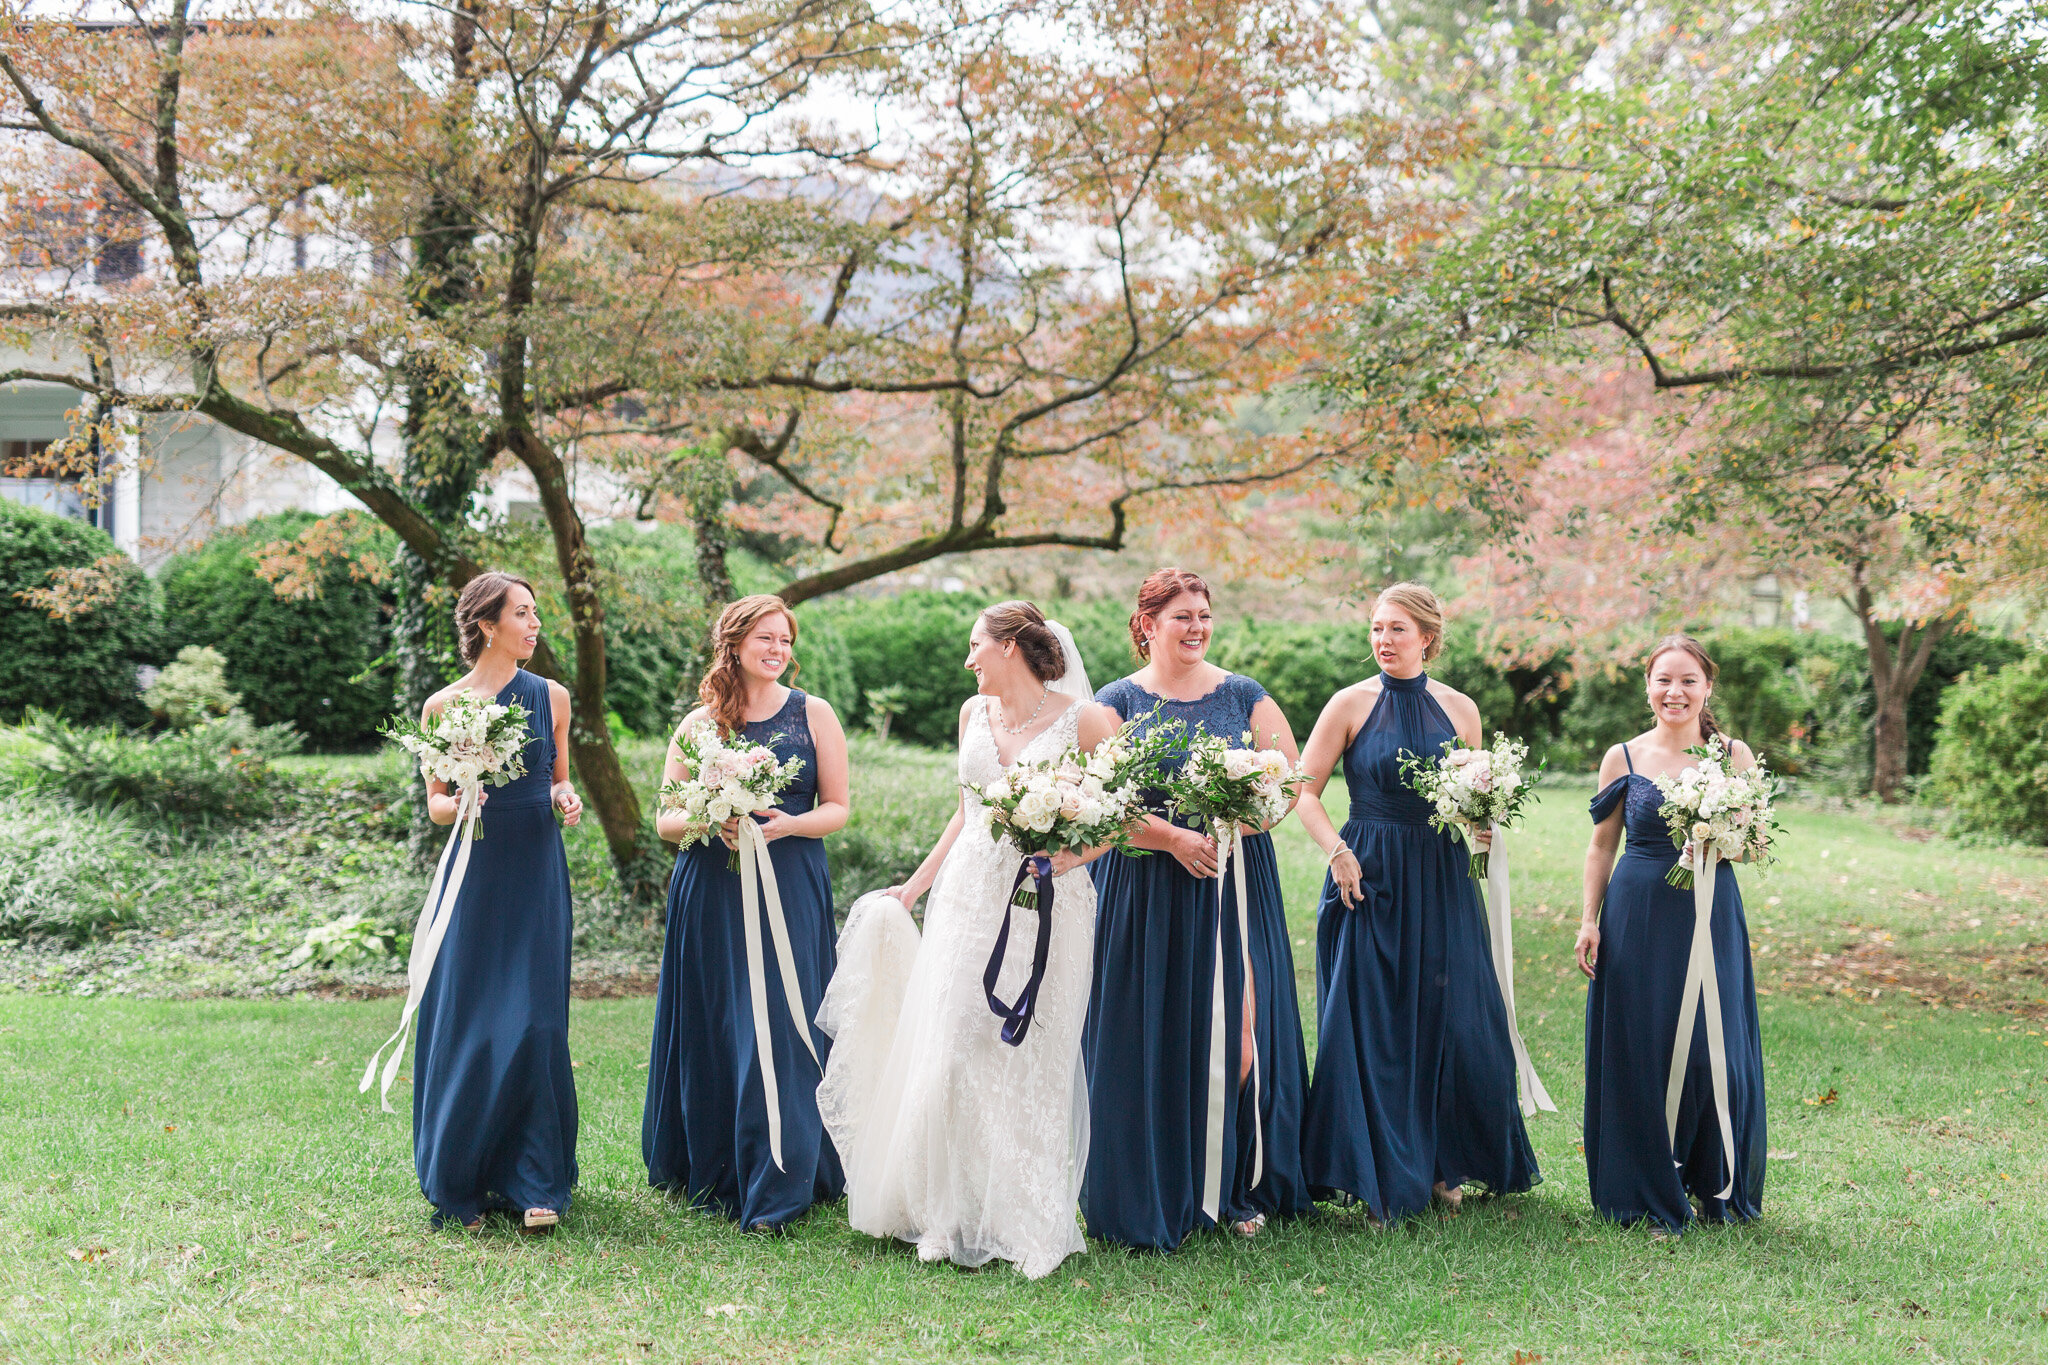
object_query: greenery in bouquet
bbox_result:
[380,692,530,838]
[1158,728,1306,844]
[1397,733,1542,879]
[969,719,1170,861]
[1651,735,1780,889]
[658,720,805,868]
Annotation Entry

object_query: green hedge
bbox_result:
[0,500,162,726]
[1886,628,2030,776]
[161,513,396,749]
[1928,651,2048,843]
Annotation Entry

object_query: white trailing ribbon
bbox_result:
[738,817,822,1172]
[1200,823,1264,1225]
[1664,842,1737,1200]
[360,781,482,1113]
[1478,824,1556,1117]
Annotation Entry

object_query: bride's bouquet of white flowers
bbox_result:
[660,720,806,866]
[971,721,1161,868]
[1651,735,1779,888]
[381,692,531,839]
[1158,729,1305,838]
[1397,734,1540,879]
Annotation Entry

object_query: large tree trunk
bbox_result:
[395,139,492,860]
[499,211,667,901]
[674,448,736,719]
[1847,567,1957,803]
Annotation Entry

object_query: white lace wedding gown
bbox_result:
[816,700,1096,1278]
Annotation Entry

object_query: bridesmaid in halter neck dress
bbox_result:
[1579,636,1766,1231]
[1294,583,1537,1224]
[411,572,583,1232]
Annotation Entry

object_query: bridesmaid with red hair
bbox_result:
[1083,568,1312,1248]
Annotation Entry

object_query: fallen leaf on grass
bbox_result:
[67,1246,112,1263]
[1803,1089,1839,1108]
[704,1303,753,1319]
[1313,1286,1327,1296]
[163,1124,177,1133]
[1073,1279,1089,1289]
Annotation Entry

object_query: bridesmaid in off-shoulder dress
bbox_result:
[1578,635,1766,1231]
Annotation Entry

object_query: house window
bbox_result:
[1,438,111,533]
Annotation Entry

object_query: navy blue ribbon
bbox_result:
[984,853,1056,1047]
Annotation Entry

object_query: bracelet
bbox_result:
[1320,843,1347,866]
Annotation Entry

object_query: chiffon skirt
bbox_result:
[1585,852,1766,1230]
[1082,833,1310,1249]
[412,799,579,1227]
[1302,816,1538,1222]
[642,836,844,1227]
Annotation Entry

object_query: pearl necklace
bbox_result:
[996,686,1051,735]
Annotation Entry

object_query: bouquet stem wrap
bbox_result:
[1478,825,1556,1117]
[360,781,482,1113]
[1200,824,1264,1225]
[984,854,1057,1046]
[738,817,823,1172]
[1663,843,1737,1201]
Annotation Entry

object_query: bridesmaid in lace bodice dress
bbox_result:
[1293,583,1538,1224]
[642,596,850,1231]
[411,573,584,1232]
[1579,636,1766,1231]
[1083,568,1312,1248]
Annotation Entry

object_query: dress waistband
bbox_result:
[484,789,555,812]
[1346,813,1438,829]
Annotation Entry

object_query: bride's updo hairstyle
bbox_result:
[1129,567,1211,661]
[455,571,537,665]
[980,600,1067,683]
[1646,634,1724,742]
[1374,581,1445,663]
[699,594,800,736]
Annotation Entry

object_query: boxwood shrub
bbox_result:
[161,512,396,749]
[0,500,162,725]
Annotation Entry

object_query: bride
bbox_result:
[816,600,1122,1278]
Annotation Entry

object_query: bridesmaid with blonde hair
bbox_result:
[1294,582,1538,1224]
[642,594,850,1231]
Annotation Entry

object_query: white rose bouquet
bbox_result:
[970,721,1164,893]
[1651,735,1779,889]
[381,692,531,840]
[1158,728,1305,841]
[1397,733,1541,879]
[660,720,807,869]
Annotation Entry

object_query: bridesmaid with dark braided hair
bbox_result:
[1580,635,1767,1230]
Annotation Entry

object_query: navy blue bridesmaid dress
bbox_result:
[1082,673,1311,1249]
[1301,671,1538,1222]
[642,688,844,1228]
[412,667,579,1226]
[1585,745,1766,1230]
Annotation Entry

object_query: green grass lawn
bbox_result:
[5,775,2047,1362]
